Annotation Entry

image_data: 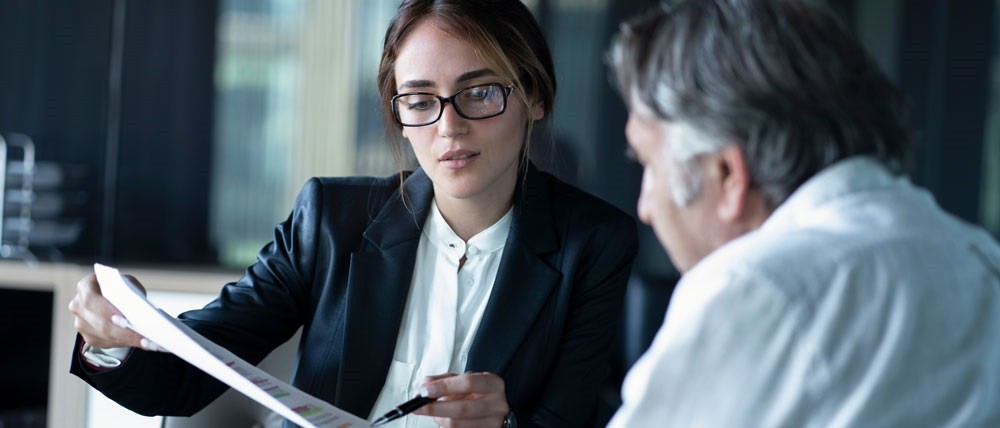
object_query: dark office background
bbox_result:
[0,0,217,264]
[0,0,995,264]
[0,0,997,422]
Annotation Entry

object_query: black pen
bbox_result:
[371,395,437,426]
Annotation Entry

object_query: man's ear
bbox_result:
[715,145,751,222]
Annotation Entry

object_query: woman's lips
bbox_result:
[440,150,479,169]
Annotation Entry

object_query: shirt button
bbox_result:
[465,278,474,286]
[468,246,479,256]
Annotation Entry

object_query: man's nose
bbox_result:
[637,171,654,225]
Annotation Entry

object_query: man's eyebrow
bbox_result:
[397,69,498,91]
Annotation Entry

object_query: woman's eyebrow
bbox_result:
[397,69,498,91]
[398,79,434,91]
[456,68,497,83]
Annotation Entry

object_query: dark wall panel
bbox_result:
[0,0,114,258]
[113,1,218,263]
[0,0,219,264]
[898,0,995,223]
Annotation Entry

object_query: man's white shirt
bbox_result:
[610,157,1000,427]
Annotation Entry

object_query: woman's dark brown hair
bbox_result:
[377,0,557,175]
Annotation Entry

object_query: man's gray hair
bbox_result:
[628,90,726,206]
[609,0,913,208]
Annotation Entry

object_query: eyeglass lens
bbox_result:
[393,84,509,126]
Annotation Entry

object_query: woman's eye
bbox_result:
[464,87,492,101]
[407,100,432,110]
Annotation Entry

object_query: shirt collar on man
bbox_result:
[761,156,911,233]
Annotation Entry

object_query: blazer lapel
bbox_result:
[467,164,561,374]
[335,169,433,418]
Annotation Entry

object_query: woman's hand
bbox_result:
[68,273,162,351]
[414,372,510,428]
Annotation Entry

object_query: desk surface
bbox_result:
[0,261,241,428]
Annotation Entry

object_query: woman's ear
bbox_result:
[530,101,545,120]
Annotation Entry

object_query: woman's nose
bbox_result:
[437,102,469,138]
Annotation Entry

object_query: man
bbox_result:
[607,0,1000,426]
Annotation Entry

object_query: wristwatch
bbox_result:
[502,410,517,428]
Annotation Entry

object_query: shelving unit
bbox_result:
[0,132,36,261]
[0,133,84,262]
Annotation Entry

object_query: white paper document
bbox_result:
[94,263,371,428]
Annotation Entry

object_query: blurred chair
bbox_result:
[593,272,679,427]
[621,273,679,369]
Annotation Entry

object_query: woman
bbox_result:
[69,1,637,427]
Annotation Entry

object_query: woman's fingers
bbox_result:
[68,273,153,350]
[420,372,504,398]
[414,372,509,426]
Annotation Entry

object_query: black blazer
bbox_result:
[71,163,638,427]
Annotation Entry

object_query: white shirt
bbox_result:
[367,201,512,428]
[610,157,1000,428]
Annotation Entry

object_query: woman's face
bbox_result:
[394,18,543,208]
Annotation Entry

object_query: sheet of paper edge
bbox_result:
[93,263,369,428]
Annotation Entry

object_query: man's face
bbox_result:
[625,107,722,273]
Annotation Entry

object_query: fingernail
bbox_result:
[419,386,434,397]
[140,338,160,352]
[111,315,127,328]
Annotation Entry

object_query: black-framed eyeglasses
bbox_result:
[391,83,514,127]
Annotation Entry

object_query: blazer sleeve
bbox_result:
[528,212,638,427]
[68,177,359,416]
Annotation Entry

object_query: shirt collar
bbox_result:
[424,200,513,255]
[762,156,907,231]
